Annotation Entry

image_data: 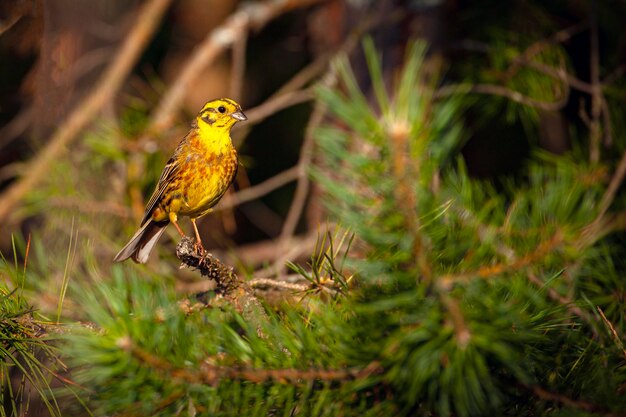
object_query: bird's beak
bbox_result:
[231,111,247,121]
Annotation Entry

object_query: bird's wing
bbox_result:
[140,137,190,225]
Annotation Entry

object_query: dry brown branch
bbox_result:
[455,29,592,98]
[528,384,625,417]
[0,106,32,151]
[142,0,328,145]
[603,65,626,86]
[523,23,588,58]
[605,210,626,234]
[601,97,613,146]
[435,82,569,111]
[504,22,588,80]
[583,149,626,243]
[248,277,309,292]
[269,100,329,276]
[279,100,328,240]
[518,58,593,94]
[440,295,471,347]
[241,89,314,127]
[175,236,268,327]
[439,231,564,288]
[214,232,319,269]
[176,237,246,296]
[598,149,626,219]
[215,166,300,211]
[0,162,23,183]
[451,21,621,158]
[0,0,173,223]
[198,360,382,385]
[119,336,382,385]
[0,8,24,36]
[272,53,334,98]
[240,9,383,129]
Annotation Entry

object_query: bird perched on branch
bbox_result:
[114,98,247,263]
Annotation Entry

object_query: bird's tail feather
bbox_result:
[113,220,168,264]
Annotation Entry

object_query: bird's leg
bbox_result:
[190,218,205,253]
[169,212,186,237]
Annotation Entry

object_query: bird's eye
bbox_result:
[218,106,226,113]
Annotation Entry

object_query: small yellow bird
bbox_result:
[114,98,247,263]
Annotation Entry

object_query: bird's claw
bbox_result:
[193,239,206,255]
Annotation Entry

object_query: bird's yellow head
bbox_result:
[196,98,247,133]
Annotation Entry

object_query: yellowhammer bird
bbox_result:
[114,98,247,263]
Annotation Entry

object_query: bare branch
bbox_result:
[0,0,174,222]
[0,8,24,36]
[215,166,300,211]
[176,237,267,326]
[597,148,626,219]
[435,82,569,111]
[141,0,328,144]
[527,384,624,417]
[212,232,319,270]
[279,101,328,240]
[120,336,382,385]
[439,231,564,288]
[248,277,309,292]
[241,89,314,127]
[504,22,588,80]
[0,107,32,151]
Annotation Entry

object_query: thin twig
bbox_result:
[248,278,309,292]
[198,360,381,385]
[0,107,32,151]
[601,97,613,146]
[435,82,569,111]
[241,89,314,127]
[273,99,328,275]
[119,336,381,385]
[280,101,327,239]
[504,22,588,79]
[528,384,624,416]
[440,295,471,347]
[141,0,327,145]
[214,231,319,269]
[440,231,563,288]
[0,0,173,222]
[519,58,593,94]
[597,148,626,219]
[0,9,23,36]
[214,166,300,211]
[454,25,593,96]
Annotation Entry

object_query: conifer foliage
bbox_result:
[57,39,626,416]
